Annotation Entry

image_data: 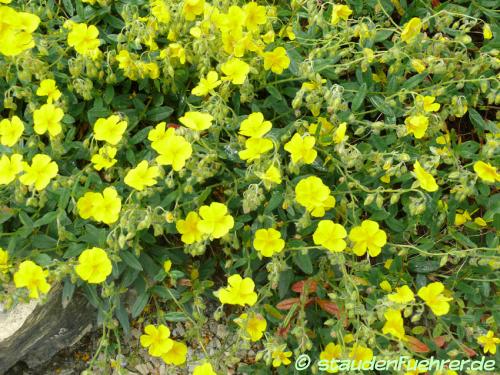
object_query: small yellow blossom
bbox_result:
[216,274,257,306]
[0,154,23,185]
[239,112,272,138]
[36,79,61,103]
[75,247,112,284]
[348,220,387,257]
[198,202,234,239]
[140,324,174,357]
[176,211,204,244]
[473,161,499,183]
[272,349,292,367]
[124,160,160,191]
[239,137,273,162]
[0,116,24,147]
[13,260,50,299]
[380,280,392,292]
[405,115,428,139]
[193,363,217,375]
[221,58,250,85]
[411,59,427,73]
[235,313,267,341]
[161,340,188,365]
[67,23,100,55]
[295,176,335,217]
[154,128,193,171]
[258,165,282,189]
[33,103,64,137]
[243,2,267,31]
[94,115,127,145]
[19,154,58,191]
[192,71,221,97]
[455,210,471,226]
[483,24,493,40]
[183,0,205,21]
[388,285,415,304]
[0,247,8,273]
[416,95,440,112]
[320,343,342,373]
[401,17,422,43]
[477,331,500,355]
[331,4,353,25]
[413,160,439,192]
[349,344,373,362]
[382,308,406,340]
[313,220,347,252]
[263,47,290,74]
[179,111,213,131]
[91,145,117,171]
[163,260,172,273]
[284,133,317,164]
[253,228,285,257]
[417,282,453,316]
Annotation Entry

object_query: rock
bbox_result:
[0,285,96,373]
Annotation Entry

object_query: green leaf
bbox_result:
[351,83,367,111]
[264,191,283,214]
[33,211,58,227]
[293,252,313,274]
[408,259,440,274]
[115,298,130,335]
[120,250,143,271]
[131,292,149,318]
[62,0,75,16]
[146,106,174,122]
[62,279,75,308]
[164,312,188,322]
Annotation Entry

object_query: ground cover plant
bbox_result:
[0,0,499,373]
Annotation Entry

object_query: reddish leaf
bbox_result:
[167,123,180,128]
[292,279,318,294]
[434,336,447,348]
[276,298,301,310]
[406,336,430,353]
[431,0,440,7]
[277,324,291,337]
[462,344,477,358]
[316,299,340,317]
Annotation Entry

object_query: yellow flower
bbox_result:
[263,47,290,74]
[235,313,267,341]
[401,17,422,43]
[198,202,234,239]
[313,220,347,252]
[349,220,387,257]
[411,59,426,73]
[477,331,500,355]
[77,192,103,220]
[75,247,112,284]
[67,23,100,55]
[331,4,353,25]
[239,137,273,162]
[382,308,406,341]
[253,228,285,257]
[417,282,453,316]
[349,344,373,363]
[284,133,317,164]
[295,176,335,217]
[416,95,440,112]
[182,0,205,21]
[163,260,172,273]
[258,165,282,189]
[91,145,117,171]
[19,154,58,191]
[388,285,415,304]
[405,115,428,139]
[36,79,61,103]
[221,58,250,85]
[333,122,347,144]
[239,112,272,138]
[140,324,174,357]
[150,0,171,23]
[179,111,213,131]
[33,103,64,137]
[94,115,127,145]
[0,7,40,56]
[483,24,493,40]
[0,153,23,185]
[193,363,217,375]
[243,2,267,31]
[124,160,160,191]
[454,210,471,226]
[413,160,438,192]
[93,187,122,225]
[13,260,50,299]
[164,43,186,64]
[154,128,192,171]
[272,349,292,367]
[161,340,188,365]
[262,30,275,44]
[0,247,9,273]
[320,343,342,373]
[380,280,392,292]
[216,274,257,306]
[192,71,221,96]
[473,161,499,183]
[176,211,204,244]
[0,116,24,147]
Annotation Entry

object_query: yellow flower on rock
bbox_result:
[382,308,406,341]
[388,285,415,304]
[413,161,438,192]
[217,274,257,306]
[284,133,317,164]
[416,95,440,112]
[272,349,292,367]
[13,260,50,299]
[75,247,112,284]
[193,363,217,375]
[176,211,204,244]
[221,58,250,85]
[253,228,285,257]
[36,79,61,103]
[67,23,100,55]
[320,342,342,373]
[179,111,213,131]
[19,154,58,191]
[182,0,205,21]
[161,340,188,365]
[0,116,24,147]
[473,161,499,183]
[140,324,174,357]
[198,202,234,239]
[313,220,347,252]
[263,47,290,74]
[239,112,272,138]
[192,71,221,96]
[331,4,353,25]
[94,115,127,145]
[124,161,160,191]
[405,115,428,139]
[239,137,273,162]
[348,220,387,257]
[235,313,267,341]
[477,331,500,355]
[91,145,117,171]
[0,154,23,185]
[401,17,422,43]
[417,282,452,316]
[154,128,192,171]
[33,103,64,137]
[0,247,8,273]
[295,176,335,217]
